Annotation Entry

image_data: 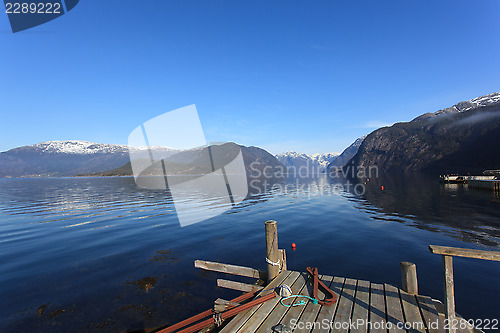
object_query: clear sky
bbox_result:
[1,0,499,155]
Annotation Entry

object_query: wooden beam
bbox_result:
[194,260,264,279]
[429,245,500,261]
[265,220,280,282]
[442,255,456,333]
[400,261,418,295]
[214,298,240,307]
[214,298,240,313]
[279,249,287,272]
[217,279,264,293]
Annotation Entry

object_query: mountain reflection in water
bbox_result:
[0,175,498,332]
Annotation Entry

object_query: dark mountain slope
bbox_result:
[349,93,500,175]
[82,142,285,176]
[326,136,366,171]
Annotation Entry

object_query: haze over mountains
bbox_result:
[348,92,500,174]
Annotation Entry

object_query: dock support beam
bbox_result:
[429,245,500,333]
[400,261,418,295]
[443,255,456,333]
[265,220,280,282]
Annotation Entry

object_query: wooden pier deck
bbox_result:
[220,270,460,333]
[168,222,499,333]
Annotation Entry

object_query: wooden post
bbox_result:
[428,244,500,333]
[443,255,456,333]
[265,220,280,282]
[400,261,418,295]
[279,249,287,271]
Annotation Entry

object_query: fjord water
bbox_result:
[0,176,499,332]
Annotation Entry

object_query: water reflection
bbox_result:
[355,174,500,246]
[0,175,499,332]
[1,175,498,248]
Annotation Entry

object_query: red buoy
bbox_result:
[291,243,296,250]
[381,186,384,191]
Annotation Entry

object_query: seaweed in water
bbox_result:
[37,304,49,316]
[150,249,178,263]
[126,276,158,293]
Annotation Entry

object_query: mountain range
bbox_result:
[1,92,499,178]
[0,141,164,178]
[275,152,338,173]
[86,142,285,177]
[0,141,284,178]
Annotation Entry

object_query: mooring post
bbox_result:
[443,255,456,333]
[400,261,418,295]
[265,220,280,282]
[279,249,287,271]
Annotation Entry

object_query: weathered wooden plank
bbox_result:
[194,260,265,279]
[432,299,446,318]
[400,289,426,333]
[429,245,500,261]
[369,283,387,333]
[331,278,357,333]
[416,294,446,333]
[214,298,240,313]
[278,272,316,331]
[350,280,370,333]
[216,279,263,293]
[215,298,240,307]
[279,249,287,271]
[236,271,301,332]
[219,270,291,333]
[443,255,456,333]
[312,276,344,333]
[384,284,405,333]
[254,272,310,333]
[427,300,474,333]
[293,275,333,333]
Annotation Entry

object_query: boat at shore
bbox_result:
[439,171,499,194]
[439,175,468,184]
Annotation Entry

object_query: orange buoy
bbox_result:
[291,243,296,250]
[381,186,384,191]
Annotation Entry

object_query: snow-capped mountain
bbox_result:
[275,152,338,173]
[0,140,177,178]
[349,92,500,174]
[455,92,500,112]
[0,140,285,178]
[413,92,500,121]
[21,140,176,155]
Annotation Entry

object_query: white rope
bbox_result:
[266,257,280,266]
[213,313,223,326]
[266,231,282,268]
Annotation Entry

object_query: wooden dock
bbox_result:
[220,270,449,333]
[162,221,499,333]
[439,173,499,193]
[468,179,500,193]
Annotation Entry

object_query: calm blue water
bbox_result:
[0,175,498,332]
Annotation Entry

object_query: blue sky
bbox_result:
[1,0,499,154]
